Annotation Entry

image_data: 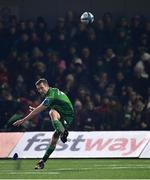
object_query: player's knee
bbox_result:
[49,109,60,120]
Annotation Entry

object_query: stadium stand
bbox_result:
[0,12,150,131]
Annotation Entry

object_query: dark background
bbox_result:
[0,0,150,26]
[0,0,150,132]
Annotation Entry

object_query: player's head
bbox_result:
[35,78,49,96]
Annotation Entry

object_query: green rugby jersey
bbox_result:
[42,88,74,115]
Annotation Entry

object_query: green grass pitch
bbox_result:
[0,159,150,179]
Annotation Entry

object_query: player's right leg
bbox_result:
[49,109,69,143]
[35,131,60,170]
[60,115,74,143]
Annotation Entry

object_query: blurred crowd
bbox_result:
[0,11,150,132]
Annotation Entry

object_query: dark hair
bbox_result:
[35,78,49,86]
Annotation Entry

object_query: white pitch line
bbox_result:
[1,165,150,174]
[0,162,16,164]
[0,171,59,175]
[94,164,150,167]
[48,166,150,171]
[1,166,150,173]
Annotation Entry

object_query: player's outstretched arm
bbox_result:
[13,104,46,127]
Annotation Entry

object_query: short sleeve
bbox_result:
[42,98,50,107]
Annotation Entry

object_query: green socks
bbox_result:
[42,145,55,162]
[42,121,65,162]
[52,120,65,133]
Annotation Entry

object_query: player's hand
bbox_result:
[29,106,35,112]
[13,119,26,127]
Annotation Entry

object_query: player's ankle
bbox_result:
[40,159,45,163]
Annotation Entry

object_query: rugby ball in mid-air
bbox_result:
[80,12,94,24]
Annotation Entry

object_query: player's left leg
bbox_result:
[35,131,60,170]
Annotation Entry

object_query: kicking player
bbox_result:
[13,78,74,169]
